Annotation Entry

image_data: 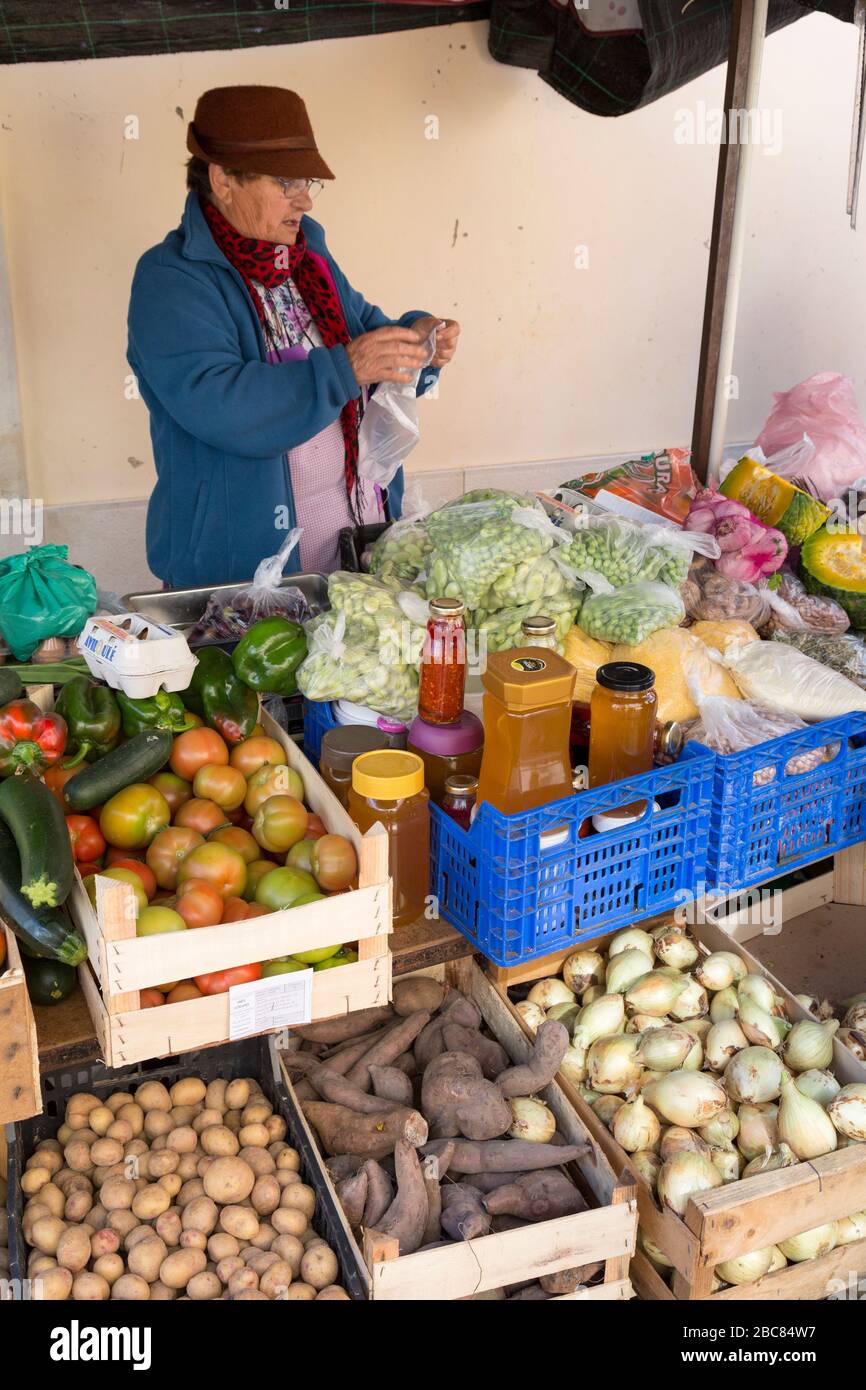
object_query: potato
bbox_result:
[60,1190,89,1225]
[56,1124,73,1145]
[53,1168,85,1194]
[111,1274,151,1301]
[204,1231,235,1261]
[29,1253,57,1276]
[264,1116,287,1144]
[223,1111,242,1134]
[276,1170,300,1191]
[105,1091,135,1114]
[216,1255,244,1284]
[56,1226,92,1273]
[182,1196,218,1234]
[85,1203,108,1231]
[23,1200,51,1232]
[170,1077,206,1108]
[125,1138,149,1161]
[136,1081,171,1112]
[68,1270,109,1302]
[159,1248,206,1290]
[205,1079,228,1113]
[238,1123,269,1149]
[271,1208,307,1238]
[218,1205,259,1241]
[281,1281,316,1301]
[21,1166,51,1196]
[100,1176,135,1212]
[197,1157,214,1179]
[176,1153,201,1181]
[239,1147,275,1177]
[177,1179,205,1208]
[150,1134,168,1152]
[275,1147,301,1172]
[90,1138,124,1169]
[180,1229,207,1252]
[33,1139,63,1159]
[90,1227,120,1259]
[169,1106,199,1129]
[167,1125,198,1154]
[64,1139,93,1174]
[225,1079,250,1111]
[146,1148,179,1180]
[31,1215,66,1256]
[187,1270,221,1300]
[241,1100,273,1126]
[107,1119,135,1144]
[67,1092,101,1120]
[192,1108,224,1135]
[107,1210,140,1240]
[279,1183,316,1219]
[116,1103,144,1137]
[155,1209,182,1247]
[92,1253,124,1286]
[34,1183,65,1218]
[259,1259,295,1298]
[316,1285,350,1300]
[250,1175,280,1217]
[202,1157,255,1205]
[128,1235,168,1283]
[132,1184,172,1221]
[200,1125,239,1158]
[87,1106,115,1137]
[144,1111,173,1141]
[301,1243,339,1290]
[33,1266,73,1301]
[159,1173,183,1200]
[149,1281,177,1301]
[122,1225,149,1253]
[233,1288,268,1300]
[227,1267,258,1296]
[249,1222,276,1251]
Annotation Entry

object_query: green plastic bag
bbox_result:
[0,545,97,661]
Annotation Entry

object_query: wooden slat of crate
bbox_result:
[0,922,41,1123]
[710,1237,866,1302]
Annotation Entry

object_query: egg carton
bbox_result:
[76,612,197,698]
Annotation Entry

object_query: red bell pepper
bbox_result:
[0,699,67,776]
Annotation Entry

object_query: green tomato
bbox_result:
[136,906,187,937]
[255,866,318,912]
[313,947,359,972]
[261,957,308,977]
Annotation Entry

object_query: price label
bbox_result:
[228,970,313,1041]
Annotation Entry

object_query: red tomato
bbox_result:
[176,842,247,900]
[146,826,205,890]
[100,784,171,850]
[252,795,308,854]
[174,798,230,837]
[209,825,260,865]
[194,962,262,995]
[175,880,224,929]
[305,813,327,841]
[140,988,166,1008]
[149,770,193,817]
[75,861,102,878]
[311,834,359,892]
[66,814,106,864]
[165,981,203,1003]
[193,763,247,811]
[229,736,285,780]
[221,896,251,922]
[45,763,85,809]
[105,846,145,866]
[170,728,229,781]
[244,764,303,817]
[244,903,271,919]
[110,858,157,901]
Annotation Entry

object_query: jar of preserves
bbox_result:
[476,648,576,815]
[520,615,558,650]
[441,774,478,831]
[407,711,484,806]
[418,597,466,726]
[348,750,430,928]
[588,662,657,818]
[320,726,390,808]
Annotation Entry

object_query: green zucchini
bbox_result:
[23,953,78,1005]
[0,820,85,963]
[0,775,75,910]
[64,729,173,812]
[0,669,23,705]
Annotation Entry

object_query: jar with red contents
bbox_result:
[418,598,466,726]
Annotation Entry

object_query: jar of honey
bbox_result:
[418,598,466,726]
[476,648,576,815]
[588,662,657,817]
[407,711,484,806]
[348,750,430,928]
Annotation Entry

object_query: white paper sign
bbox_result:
[228,969,313,1041]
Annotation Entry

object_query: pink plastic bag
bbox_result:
[754,372,866,501]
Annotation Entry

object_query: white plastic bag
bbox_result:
[685,676,831,785]
[189,528,312,641]
[357,324,440,488]
[722,640,866,720]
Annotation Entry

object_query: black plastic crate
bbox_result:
[4,1034,367,1299]
[338,523,388,573]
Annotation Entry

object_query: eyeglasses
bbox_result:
[271,177,323,201]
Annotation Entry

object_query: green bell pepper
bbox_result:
[183,647,259,745]
[116,689,196,738]
[55,676,122,767]
[232,617,307,697]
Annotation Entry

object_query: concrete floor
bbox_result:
[745,902,865,1009]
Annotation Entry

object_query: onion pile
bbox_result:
[516,924,866,1290]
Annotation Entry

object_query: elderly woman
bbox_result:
[128,85,459,588]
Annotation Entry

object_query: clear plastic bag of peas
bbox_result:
[424,494,559,611]
[560,513,718,590]
[577,576,685,645]
[368,520,431,588]
[297,610,420,722]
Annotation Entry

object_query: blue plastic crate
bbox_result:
[430,746,715,967]
[302,698,338,765]
[701,711,866,893]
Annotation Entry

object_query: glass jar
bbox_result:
[476,648,576,815]
[521,615,558,650]
[348,750,430,928]
[588,661,657,817]
[418,597,466,726]
[407,711,484,806]
[334,700,408,748]
[320,726,390,808]
[441,774,478,831]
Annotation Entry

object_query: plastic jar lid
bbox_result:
[596,661,655,692]
[352,749,425,799]
[408,711,484,755]
[321,726,390,772]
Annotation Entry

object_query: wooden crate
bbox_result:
[0,919,41,1123]
[493,914,866,1301]
[281,957,638,1301]
[70,709,392,1067]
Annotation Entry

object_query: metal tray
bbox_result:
[123,573,329,642]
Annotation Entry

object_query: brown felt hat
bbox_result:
[187,85,334,180]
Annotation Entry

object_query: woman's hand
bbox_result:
[410,316,461,368]
[346,327,430,387]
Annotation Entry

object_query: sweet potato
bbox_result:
[421,1138,588,1174]
[507,1284,549,1300]
[442,1024,509,1080]
[368,1065,414,1108]
[324,1154,365,1183]
[465,1171,529,1193]
[293,1007,394,1045]
[393,1052,417,1078]
[421,1053,512,1142]
[392,977,447,1017]
[490,1214,531,1233]
[482,1170,586,1221]
[371,1140,428,1255]
[421,1140,454,1247]
[335,1170,368,1229]
[414,997,482,1071]
[302,1102,428,1160]
[494,1020,570,1100]
[307,1066,404,1116]
[440,1184,491,1242]
[361,1160,394,1229]
[345,1011,432,1092]
[540,1263,602,1295]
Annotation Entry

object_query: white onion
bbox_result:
[737,973,778,1015]
[608,926,654,960]
[507,1096,556,1144]
[574,993,625,1046]
[611,1094,661,1153]
[724,1047,784,1105]
[710,987,739,1024]
[795,993,820,1015]
[515,1001,546,1034]
[715,1247,774,1285]
[838,1028,866,1062]
[782,1018,839,1073]
[699,1109,739,1151]
[582,985,605,1005]
[843,1002,866,1032]
[681,1017,712,1042]
[710,1148,742,1183]
[559,1045,588,1086]
[777,1072,837,1160]
[736,1103,779,1161]
[657,1151,721,1215]
[835,1211,866,1246]
[737,997,788,1049]
[795,1069,841,1107]
[778,1222,837,1263]
[644,1070,728,1128]
[587,1034,643,1094]
[562,949,605,994]
[827,1083,866,1141]
[527,977,575,1010]
[636,1025,695,1073]
[695,952,738,993]
[767,1246,787,1273]
[652,927,699,971]
[632,1150,662,1188]
[659,1126,712,1162]
[705,1020,749,1073]
[607,948,657,996]
[669,977,709,1021]
[681,1035,704,1072]
[593,1095,625,1126]
[546,1002,580,1031]
[626,1013,671,1034]
[741,1142,798,1178]
[638,1228,673,1268]
[715,951,748,983]
[575,1083,602,1105]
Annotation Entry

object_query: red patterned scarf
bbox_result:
[201,198,360,502]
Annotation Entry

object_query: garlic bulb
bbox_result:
[587,1034,643,1094]
[827,1083,866,1141]
[699,1109,740,1151]
[781,1018,839,1073]
[835,1211,866,1246]
[838,1027,866,1062]
[767,1246,787,1273]
[636,1025,695,1073]
[546,1002,580,1031]
[843,1002,866,1032]
[777,1072,837,1160]
[527,977,575,1010]
[657,1151,721,1215]
[737,997,788,1049]
[607,949,658,996]
[593,1095,625,1126]
[724,1047,784,1105]
[611,1094,661,1153]
[508,1097,556,1144]
[574,993,625,1046]
[736,1103,779,1161]
[715,1247,774,1285]
[695,952,738,992]
[562,949,605,994]
[632,1150,662,1188]
[644,1070,728,1128]
[778,1222,837,1263]
[741,1143,798,1178]
[710,1148,741,1183]
[710,987,739,1024]
[515,1000,546,1033]
[795,1069,841,1107]
[559,1045,588,1086]
[659,1126,712,1162]
[652,927,699,971]
[669,978,709,1021]
[737,973,778,1014]
[705,1020,749,1073]
[608,926,654,960]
